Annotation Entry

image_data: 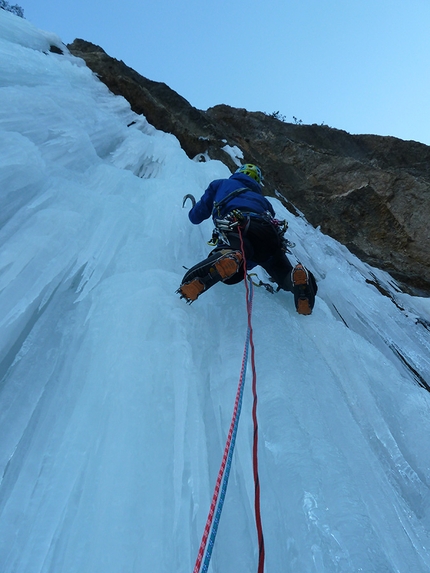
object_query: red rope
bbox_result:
[192,225,265,573]
[238,226,265,573]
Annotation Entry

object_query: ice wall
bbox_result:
[1,10,430,573]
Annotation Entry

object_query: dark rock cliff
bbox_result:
[68,39,430,296]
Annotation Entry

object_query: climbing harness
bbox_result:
[207,210,247,246]
[208,208,295,255]
[182,189,294,255]
[192,226,265,573]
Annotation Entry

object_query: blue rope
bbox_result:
[200,279,254,573]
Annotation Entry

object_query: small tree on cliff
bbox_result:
[0,0,24,17]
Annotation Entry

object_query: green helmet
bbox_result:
[235,164,263,184]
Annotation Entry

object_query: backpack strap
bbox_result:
[212,187,250,218]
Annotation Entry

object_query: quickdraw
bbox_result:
[207,210,245,246]
[269,217,296,253]
[247,273,279,294]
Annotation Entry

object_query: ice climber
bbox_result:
[178,164,317,315]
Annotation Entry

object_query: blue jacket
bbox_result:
[188,173,275,224]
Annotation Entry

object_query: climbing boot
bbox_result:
[292,263,313,315]
[178,250,243,303]
[212,250,243,280]
[178,278,206,303]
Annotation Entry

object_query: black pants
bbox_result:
[221,218,296,293]
[182,217,317,299]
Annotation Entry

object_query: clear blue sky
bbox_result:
[25,0,430,145]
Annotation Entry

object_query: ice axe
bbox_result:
[182,194,196,208]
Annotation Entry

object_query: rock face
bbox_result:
[68,39,430,296]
